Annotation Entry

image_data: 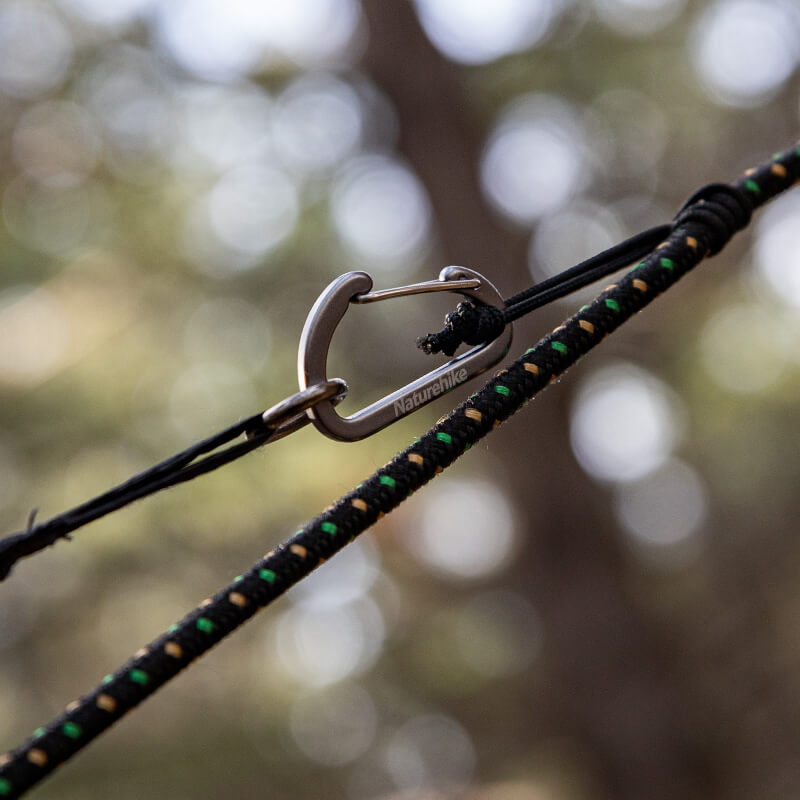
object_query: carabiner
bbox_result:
[298,266,513,442]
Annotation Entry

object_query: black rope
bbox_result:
[417,182,755,356]
[0,410,276,581]
[0,378,347,582]
[0,144,798,799]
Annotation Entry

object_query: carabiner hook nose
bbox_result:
[297,267,513,442]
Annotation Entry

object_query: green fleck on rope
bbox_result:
[32,729,45,739]
[129,669,149,686]
[551,341,568,355]
[62,722,82,740]
[379,475,396,489]
[102,675,113,685]
[196,617,214,634]
[579,304,590,311]
[0,778,12,796]
[605,298,620,312]
[632,262,645,270]
[259,568,276,583]
[494,385,511,397]
[167,624,179,633]
[436,432,452,445]
[321,521,338,535]
[660,257,675,270]
[745,179,760,194]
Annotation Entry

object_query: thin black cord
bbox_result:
[1,143,797,800]
[417,182,754,356]
[0,374,347,581]
[0,410,274,581]
[503,223,673,317]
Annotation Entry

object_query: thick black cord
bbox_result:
[1,144,797,800]
[417,181,755,357]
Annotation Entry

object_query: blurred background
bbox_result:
[1,0,800,798]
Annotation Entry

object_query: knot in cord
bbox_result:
[418,181,757,358]
[417,300,505,356]
[674,182,753,255]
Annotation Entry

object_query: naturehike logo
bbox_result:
[393,367,469,416]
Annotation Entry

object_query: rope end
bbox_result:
[417,300,505,357]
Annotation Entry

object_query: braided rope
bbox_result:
[1,144,798,798]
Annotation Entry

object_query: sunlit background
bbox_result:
[1,0,800,798]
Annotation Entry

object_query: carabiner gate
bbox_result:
[298,266,513,442]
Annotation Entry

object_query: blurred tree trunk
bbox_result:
[360,3,718,797]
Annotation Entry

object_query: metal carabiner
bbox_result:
[298,266,513,442]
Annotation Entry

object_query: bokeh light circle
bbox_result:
[12,100,101,188]
[174,84,273,173]
[156,0,361,80]
[691,1,800,108]
[290,684,378,766]
[156,0,275,81]
[274,74,362,176]
[586,88,668,179]
[529,200,624,286]
[570,362,681,483]
[183,164,299,276]
[481,94,588,224]
[613,458,707,555]
[331,154,432,271]
[275,598,385,686]
[254,0,362,66]
[289,539,379,611]
[594,0,685,37]
[407,477,516,580]
[208,165,299,255]
[0,287,70,386]
[755,190,800,309]
[0,2,73,99]
[79,44,170,179]
[413,0,559,65]
[385,714,476,793]
[3,178,110,256]
[57,0,157,28]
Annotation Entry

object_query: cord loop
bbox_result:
[418,180,760,358]
[673,182,753,255]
